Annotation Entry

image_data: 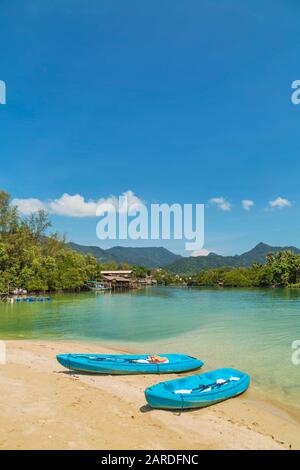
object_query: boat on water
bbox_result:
[56,353,204,375]
[145,368,250,409]
[86,281,110,291]
[14,296,51,302]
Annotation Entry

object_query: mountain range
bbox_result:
[69,242,300,273]
[166,242,300,274]
[68,242,182,268]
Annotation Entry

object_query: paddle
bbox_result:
[175,377,240,395]
[194,377,240,392]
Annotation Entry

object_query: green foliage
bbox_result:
[151,269,184,286]
[185,251,300,288]
[222,270,249,287]
[24,209,52,243]
[0,190,105,293]
[131,266,151,278]
[266,251,300,286]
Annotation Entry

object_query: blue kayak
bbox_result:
[56,353,204,375]
[145,368,250,409]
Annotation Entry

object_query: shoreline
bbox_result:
[37,335,300,422]
[0,340,299,450]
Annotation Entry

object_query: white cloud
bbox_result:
[241,199,254,211]
[13,191,145,217]
[209,197,231,211]
[268,197,292,210]
[12,198,46,215]
[49,193,98,217]
[191,248,210,257]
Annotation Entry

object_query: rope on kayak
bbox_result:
[70,355,141,363]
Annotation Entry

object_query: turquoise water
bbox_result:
[0,287,299,411]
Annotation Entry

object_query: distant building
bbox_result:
[100,270,132,277]
[138,278,158,286]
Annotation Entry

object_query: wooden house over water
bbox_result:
[100,270,133,289]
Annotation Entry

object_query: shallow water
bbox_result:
[0,287,299,411]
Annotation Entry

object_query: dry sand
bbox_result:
[0,340,299,450]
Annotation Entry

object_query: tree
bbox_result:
[0,191,10,233]
[222,269,249,287]
[0,191,19,234]
[24,209,52,242]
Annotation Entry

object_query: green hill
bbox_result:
[68,242,114,263]
[69,243,182,268]
[166,242,300,274]
[106,246,181,268]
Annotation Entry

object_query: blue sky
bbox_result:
[0,1,300,255]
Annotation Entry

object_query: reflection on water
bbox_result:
[0,287,299,410]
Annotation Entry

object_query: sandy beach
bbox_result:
[0,340,299,450]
